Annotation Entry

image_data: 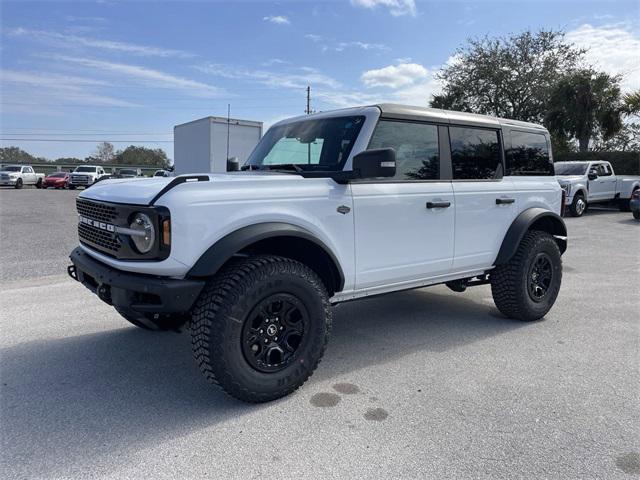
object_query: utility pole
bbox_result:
[226,103,230,161]
[305,86,311,114]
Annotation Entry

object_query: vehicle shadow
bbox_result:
[1,287,525,477]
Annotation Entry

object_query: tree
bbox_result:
[545,69,624,152]
[0,146,46,164]
[113,146,170,168]
[431,29,585,123]
[91,142,115,163]
[623,90,640,116]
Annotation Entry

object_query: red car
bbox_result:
[42,172,70,189]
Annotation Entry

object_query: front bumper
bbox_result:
[0,178,18,185]
[68,247,204,314]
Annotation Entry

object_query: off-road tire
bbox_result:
[633,210,640,220]
[490,230,562,322]
[569,193,586,217]
[68,185,76,190]
[36,178,43,189]
[191,255,331,403]
[115,307,188,331]
[14,178,23,189]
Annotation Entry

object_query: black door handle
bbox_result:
[495,198,515,205]
[426,201,451,209]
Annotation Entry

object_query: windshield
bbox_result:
[1,166,21,172]
[48,172,67,178]
[245,116,365,171]
[74,166,97,173]
[555,162,588,175]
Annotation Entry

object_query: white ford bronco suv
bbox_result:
[68,104,567,402]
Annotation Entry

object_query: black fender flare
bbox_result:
[187,222,345,290]
[494,208,567,265]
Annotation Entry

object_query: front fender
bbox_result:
[494,208,567,265]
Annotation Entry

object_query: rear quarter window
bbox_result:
[507,130,553,176]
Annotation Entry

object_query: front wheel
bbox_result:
[14,178,23,189]
[191,255,331,403]
[68,185,76,190]
[633,210,640,220]
[569,194,586,217]
[490,230,562,322]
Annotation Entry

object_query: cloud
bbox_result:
[263,15,290,25]
[305,34,323,42]
[566,23,640,91]
[336,41,389,52]
[196,63,341,90]
[351,0,417,17]
[0,70,138,107]
[9,27,195,58]
[55,56,223,97]
[361,62,428,88]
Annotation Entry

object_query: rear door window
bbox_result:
[450,127,502,180]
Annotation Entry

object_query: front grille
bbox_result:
[71,175,90,185]
[77,198,117,223]
[78,223,120,252]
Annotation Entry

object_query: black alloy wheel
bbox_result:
[241,294,309,373]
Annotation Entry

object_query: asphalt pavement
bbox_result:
[1,187,639,479]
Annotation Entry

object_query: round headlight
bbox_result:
[129,213,155,253]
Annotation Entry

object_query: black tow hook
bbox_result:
[67,264,78,281]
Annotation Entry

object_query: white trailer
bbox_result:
[174,116,262,175]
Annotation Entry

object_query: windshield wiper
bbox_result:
[261,164,304,174]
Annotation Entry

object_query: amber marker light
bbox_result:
[162,218,171,246]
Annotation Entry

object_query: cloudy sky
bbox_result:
[1,0,638,161]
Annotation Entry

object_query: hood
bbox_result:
[556,175,583,184]
[79,172,300,205]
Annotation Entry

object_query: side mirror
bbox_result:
[227,157,240,172]
[352,148,396,179]
[588,172,598,180]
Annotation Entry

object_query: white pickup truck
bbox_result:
[68,165,107,189]
[0,165,44,189]
[555,161,640,217]
[68,104,567,402]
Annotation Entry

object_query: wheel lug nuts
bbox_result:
[280,326,284,330]
[264,339,268,344]
[251,345,258,352]
[260,329,264,333]
[274,337,278,341]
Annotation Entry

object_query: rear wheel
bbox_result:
[14,178,23,189]
[569,193,586,217]
[490,230,562,322]
[35,178,43,189]
[191,255,331,403]
[115,307,188,331]
[633,211,640,220]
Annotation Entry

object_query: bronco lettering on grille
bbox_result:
[78,215,115,232]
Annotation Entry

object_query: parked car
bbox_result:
[42,172,70,189]
[0,165,44,189]
[631,189,640,220]
[154,169,172,177]
[117,168,143,178]
[68,165,107,189]
[555,161,640,217]
[68,104,567,403]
